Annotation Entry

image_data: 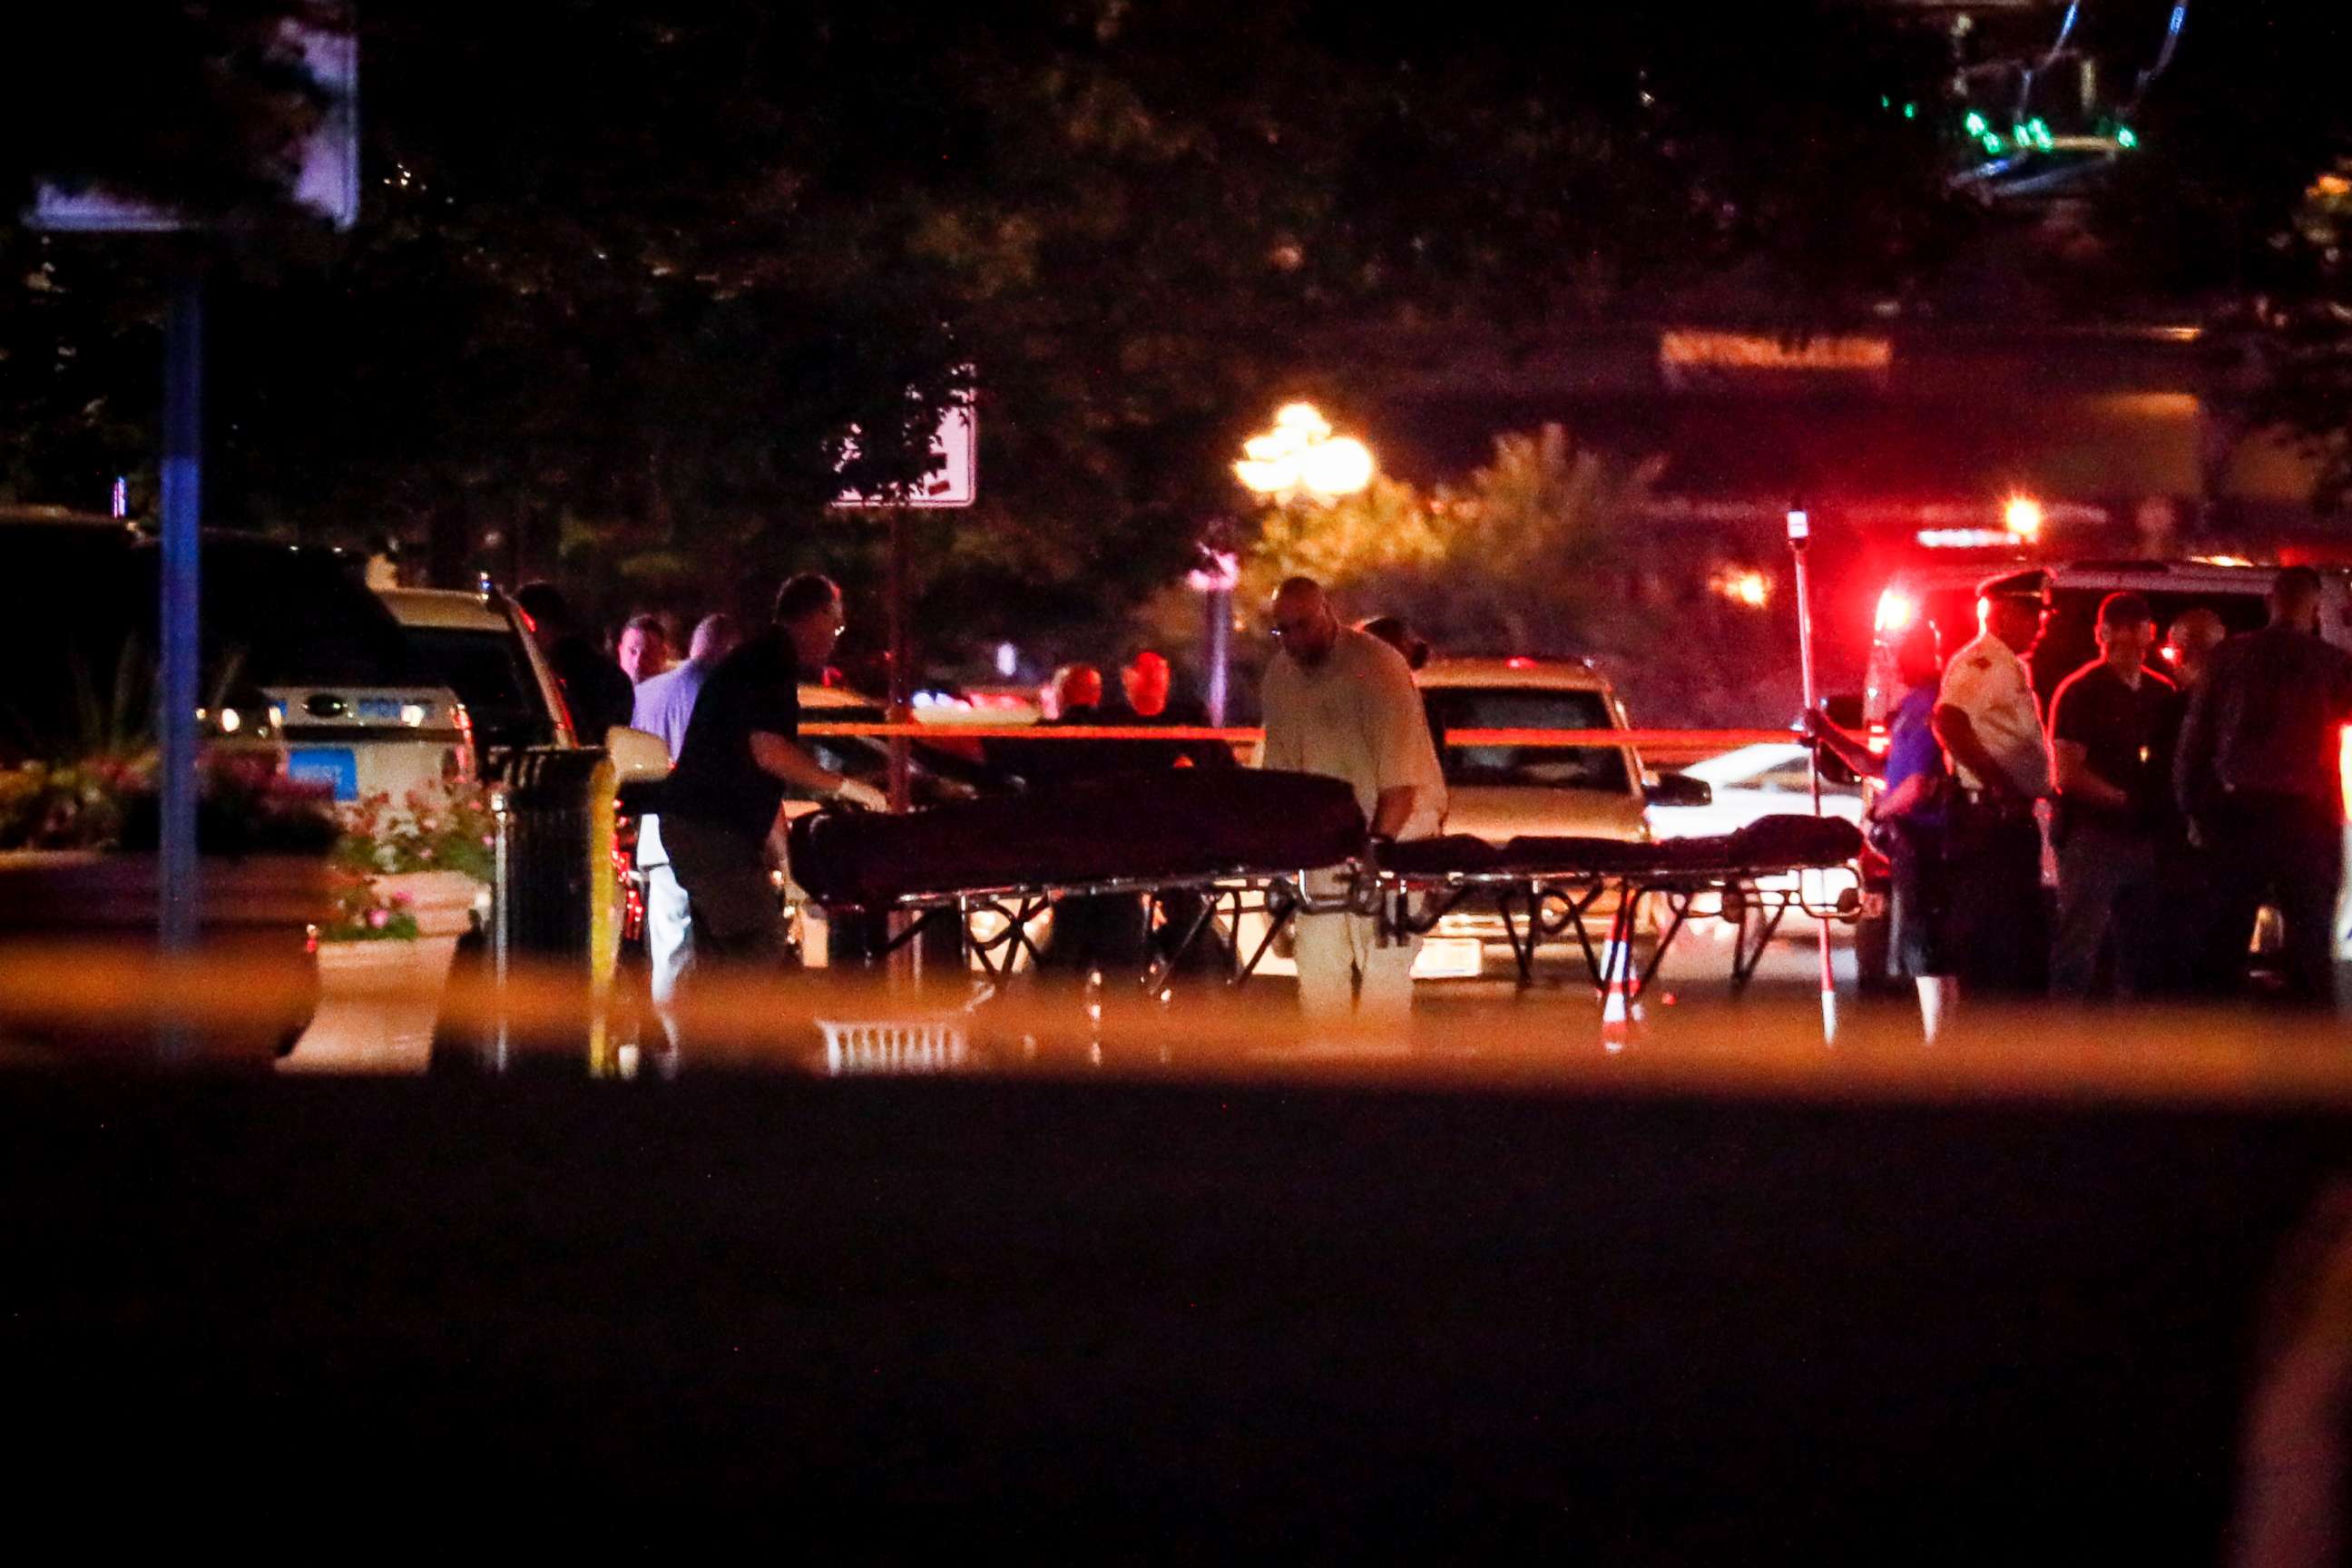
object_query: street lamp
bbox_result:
[1233,402,1376,506]
[1204,403,1377,723]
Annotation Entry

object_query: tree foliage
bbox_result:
[2,1,1968,661]
[1248,424,1663,654]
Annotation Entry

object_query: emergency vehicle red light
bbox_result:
[2340,726,2351,821]
[1873,590,1916,634]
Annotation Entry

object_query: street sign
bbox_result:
[27,23,358,233]
[832,391,977,509]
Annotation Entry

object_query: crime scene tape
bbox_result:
[803,723,1799,753]
[5,941,2352,1106]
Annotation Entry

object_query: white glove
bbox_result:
[833,777,888,812]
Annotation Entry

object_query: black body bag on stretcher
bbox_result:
[787,769,1367,910]
[1379,814,1864,879]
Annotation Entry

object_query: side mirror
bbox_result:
[603,725,673,785]
[1647,771,1713,808]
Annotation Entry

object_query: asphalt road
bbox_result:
[9,988,2350,1557]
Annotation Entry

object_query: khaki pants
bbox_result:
[1294,909,1421,1025]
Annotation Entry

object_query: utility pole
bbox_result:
[157,266,205,1012]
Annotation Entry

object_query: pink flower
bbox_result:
[367,907,390,930]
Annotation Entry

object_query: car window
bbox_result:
[405,625,555,750]
[1424,686,1632,793]
[182,543,436,690]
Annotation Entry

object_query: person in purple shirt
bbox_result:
[632,612,742,758]
[630,612,741,1054]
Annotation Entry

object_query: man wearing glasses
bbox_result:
[661,573,886,972]
[1932,583,2056,1000]
[1259,576,1447,1023]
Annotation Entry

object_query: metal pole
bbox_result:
[1788,505,1838,1044]
[887,506,912,813]
[886,506,915,983]
[491,785,512,1073]
[1205,582,1231,728]
[158,269,204,1041]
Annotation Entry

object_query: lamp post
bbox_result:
[1788,503,1838,1045]
[1214,403,1377,722]
[1186,529,1242,728]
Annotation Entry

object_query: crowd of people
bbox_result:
[1813,565,2352,1032]
[507,572,1448,1033]
[515,559,2352,1041]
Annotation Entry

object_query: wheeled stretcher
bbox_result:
[1367,816,1863,999]
[786,772,1863,997]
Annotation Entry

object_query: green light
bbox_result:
[1965,111,1988,136]
[1880,95,1891,109]
[1982,132,2004,155]
[1902,103,1916,121]
[2116,125,2138,150]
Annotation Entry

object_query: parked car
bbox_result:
[3,514,466,1060]
[377,585,577,773]
[5,516,468,805]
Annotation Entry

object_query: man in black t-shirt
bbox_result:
[661,573,886,963]
[2047,592,2180,1000]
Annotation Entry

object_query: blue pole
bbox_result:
[158,270,203,1002]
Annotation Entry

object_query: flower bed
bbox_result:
[286,779,498,1073]
[321,779,496,941]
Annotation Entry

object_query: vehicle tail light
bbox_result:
[1504,655,1537,670]
[2340,726,2351,821]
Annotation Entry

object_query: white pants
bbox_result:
[1294,909,1420,1025]
[638,815,693,1049]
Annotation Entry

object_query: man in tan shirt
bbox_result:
[1259,577,1447,1021]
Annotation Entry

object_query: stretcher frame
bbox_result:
[833,848,1859,1002]
[1359,856,1861,1000]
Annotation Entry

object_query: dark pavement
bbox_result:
[5,1063,2347,1558]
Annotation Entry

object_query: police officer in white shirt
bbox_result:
[1259,576,1448,1024]
[1932,583,2055,998]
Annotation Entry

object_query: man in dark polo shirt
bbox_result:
[2175,565,2352,1007]
[661,573,886,964]
[2047,592,2180,1000]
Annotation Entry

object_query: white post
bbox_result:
[1788,505,1838,1044]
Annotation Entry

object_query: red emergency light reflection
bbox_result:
[2340,726,2351,821]
[1873,589,1917,635]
